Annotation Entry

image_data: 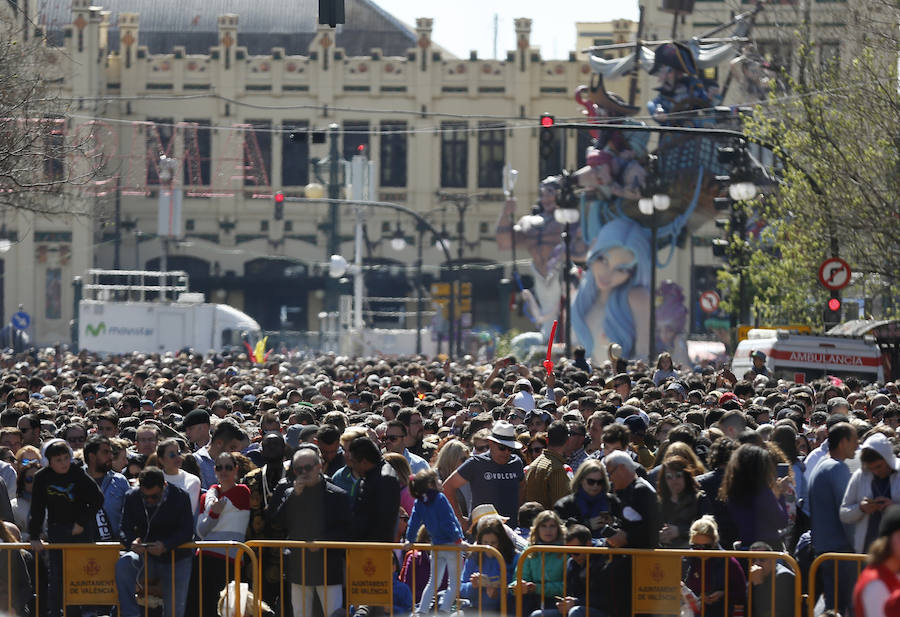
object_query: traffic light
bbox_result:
[711,238,729,258]
[274,191,284,221]
[713,196,733,211]
[717,145,739,166]
[823,291,842,329]
[539,113,555,161]
[318,0,345,27]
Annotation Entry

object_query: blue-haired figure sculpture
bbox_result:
[571,217,652,362]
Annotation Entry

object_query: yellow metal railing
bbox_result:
[807,552,867,617]
[513,544,804,617]
[0,541,258,617]
[247,540,507,617]
[6,538,869,617]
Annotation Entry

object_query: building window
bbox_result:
[282,121,310,187]
[284,220,293,232]
[820,41,840,68]
[260,220,269,232]
[45,268,62,320]
[756,41,793,74]
[44,117,65,183]
[343,121,370,159]
[380,121,407,187]
[183,119,211,186]
[477,122,505,188]
[185,219,195,231]
[592,38,614,59]
[244,120,272,186]
[440,122,468,188]
[146,117,174,185]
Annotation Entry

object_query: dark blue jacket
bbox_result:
[352,460,401,542]
[405,491,464,546]
[120,483,194,562]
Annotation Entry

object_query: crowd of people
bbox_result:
[0,346,898,617]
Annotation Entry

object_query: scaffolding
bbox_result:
[81,269,190,302]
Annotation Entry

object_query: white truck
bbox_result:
[732,328,885,384]
[77,270,262,355]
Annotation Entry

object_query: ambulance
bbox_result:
[732,329,884,384]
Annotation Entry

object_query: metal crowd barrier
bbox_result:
[807,552,867,617]
[3,539,864,617]
[0,541,258,617]
[247,540,507,617]
[513,545,804,617]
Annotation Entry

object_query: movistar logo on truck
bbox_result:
[85,323,106,337]
[84,322,154,337]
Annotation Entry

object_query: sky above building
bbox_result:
[373,0,639,60]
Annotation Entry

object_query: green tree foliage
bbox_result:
[722,0,899,324]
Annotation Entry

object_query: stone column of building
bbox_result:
[512,18,539,185]
[408,18,436,214]
[34,0,103,342]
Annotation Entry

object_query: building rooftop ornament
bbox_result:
[42,0,420,57]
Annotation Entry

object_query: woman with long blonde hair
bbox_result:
[518,510,566,614]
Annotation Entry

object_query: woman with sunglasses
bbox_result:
[13,445,40,476]
[682,515,746,617]
[11,460,41,541]
[553,460,623,540]
[195,451,251,617]
[523,434,548,467]
[151,438,201,514]
[657,455,705,548]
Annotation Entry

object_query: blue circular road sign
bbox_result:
[11,311,30,330]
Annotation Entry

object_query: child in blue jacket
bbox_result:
[404,468,465,613]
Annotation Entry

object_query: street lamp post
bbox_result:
[553,204,580,357]
[503,163,521,292]
[432,224,454,357]
[638,191,671,363]
[157,155,179,301]
[408,223,424,355]
[317,124,341,314]
[390,223,428,355]
[396,222,427,356]
[290,192,455,356]
[727,181,757,327]
[436,192,487,358]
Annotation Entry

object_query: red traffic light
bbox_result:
[274,192,285,204]
[540,114,555,128]
[828,298,841,311]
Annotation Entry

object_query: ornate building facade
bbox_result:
[3,0,850,347]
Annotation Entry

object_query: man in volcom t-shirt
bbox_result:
[443,420,524,528]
